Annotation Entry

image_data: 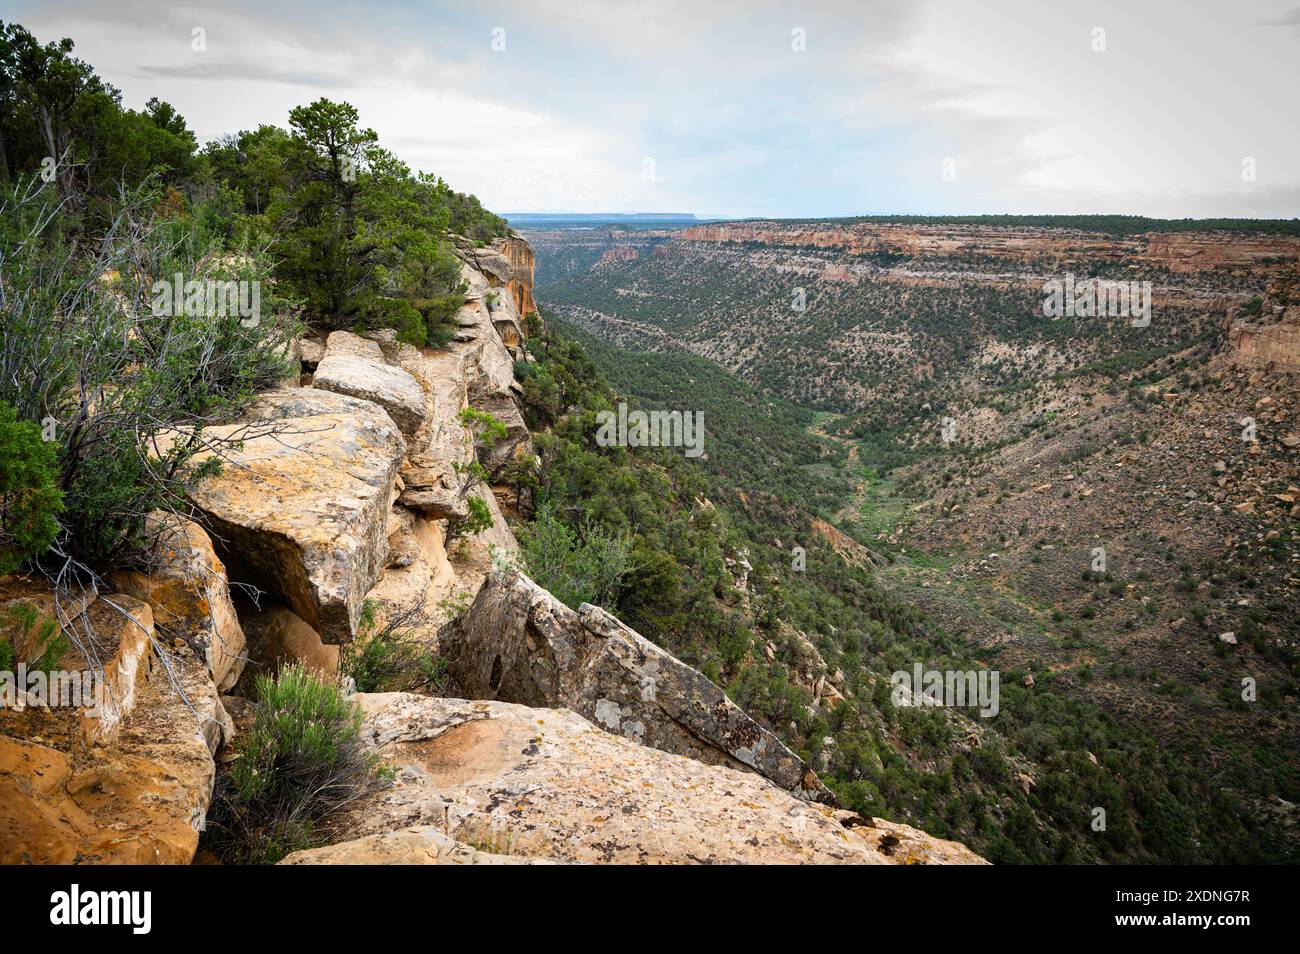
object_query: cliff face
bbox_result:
[680,222,1300,273]
[0,233,983,866]
[598,246,639,264]
[499,235,536,319]
[1227,304,1300,371]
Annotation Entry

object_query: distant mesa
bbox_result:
[503,212,705,228]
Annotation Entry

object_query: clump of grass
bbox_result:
[339,599,449,694]
[206,663,386,864]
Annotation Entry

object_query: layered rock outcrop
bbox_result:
[313,332,429,438]
[681,221,1300,275]
[187,387,406,643]
[443,570,829,801]
[1226,305,1300,371]
[0,588,226,863]
[110,514,247,692]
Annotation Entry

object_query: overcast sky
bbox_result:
[4,0,1298,218]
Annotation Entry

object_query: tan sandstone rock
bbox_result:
[0,592,225,864]
[441,569,828,801]
[278,825,554,865]
[110,514,247,691]
[234,603,338,689]
[313,331,429,437]
[0,587,153,745]
[338,692,984,865]
[187,387,405,643]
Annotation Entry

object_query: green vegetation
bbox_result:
[340,600,448,694]
[518,501,637,610]
[0,401,63,575]
[447,407,506,540]
[207,663,385,864]
[0,19,503,579]
[0,171,295,573]
[204,99,502,346]
[519,294,1288,864]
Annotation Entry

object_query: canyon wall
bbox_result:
[680,222,1300,273]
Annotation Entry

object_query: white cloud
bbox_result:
[8,0,1298,216]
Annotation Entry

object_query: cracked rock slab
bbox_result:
[313,332,428,438]
[441,569,830,801]
[338,693,984,865]
[187,387,405,643]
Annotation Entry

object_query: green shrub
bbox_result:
[445,408,507,542]
[0,401,64,574]
[461,495,494,537]
[0,177,296,572]
[206,663,384,864]
[519,501,637,610]
[340,600,448,693]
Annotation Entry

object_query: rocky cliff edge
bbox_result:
[0,234,983,866]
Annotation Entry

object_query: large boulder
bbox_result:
[441,569,829,801]
[313,332,428,437]
[471,247,513,285]
[110,514,246,692]
[338,693,985,865]
[394,349,475,520]
[187,387,405,643]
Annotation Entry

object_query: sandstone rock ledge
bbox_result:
[443,569,830,802]
[187,387,406,643]
[318,692,986,865]
[0,591,227,864]
[279,826,554,865]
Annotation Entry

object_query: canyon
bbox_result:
[0,232,982,866]
[531,216,1300,862]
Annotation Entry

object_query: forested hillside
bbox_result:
[505,308,1288,863]
[523,220,1300,863]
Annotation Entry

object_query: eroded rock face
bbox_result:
[0,589,225,864]
[1227,306,1300,371]
[0,586,152,745]
[442,570,829,801]
[313,332,429,438]
[681,222,1300,275]
[187,387,405,643]
[110,514,247,692]
[496,235,536,319]
[394,348,475,519]
[340,693,985,865]
[472,247,513,285]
